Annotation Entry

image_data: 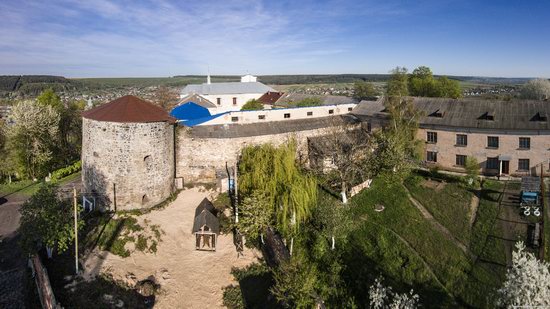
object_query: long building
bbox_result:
[353,97,550,176]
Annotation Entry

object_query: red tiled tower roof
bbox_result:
[82,95,175,123]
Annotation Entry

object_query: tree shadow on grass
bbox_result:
[226,262,279,309]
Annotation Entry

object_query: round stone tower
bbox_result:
[81,95,175,211]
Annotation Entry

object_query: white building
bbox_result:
[180,74,274,113]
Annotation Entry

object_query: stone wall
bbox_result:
[82,118,174,210]
[175,126,330,183]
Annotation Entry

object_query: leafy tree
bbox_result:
[239,140,317,237]
[435,76,462,99]
[8,100,60,179]
[464,157,479,184]
[271,258,318,308]
[386,67,409,97]
[36,88,63,111]
[521,78,550,100]
[58,100,85,164]
[369,276,420,309]
[371,96,422,180]
[295,97,322,107]
[409,66,435,97]
[241,99,264,110]
[354,81,379,101]
[497,242,550,307]
[19,183,83,255]
[236,191,274,243]
[154,85,180,111]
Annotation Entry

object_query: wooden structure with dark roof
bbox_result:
[192,198,219,251]
[258,91,284,105]
[82,95,175,123]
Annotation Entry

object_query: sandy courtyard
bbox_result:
[82,188,260,308]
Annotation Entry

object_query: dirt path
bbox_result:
[82,188,260,309]
[404,187,473,258]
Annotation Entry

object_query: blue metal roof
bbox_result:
[170,102,211,120]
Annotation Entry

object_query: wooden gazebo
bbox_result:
[192,198,220,251]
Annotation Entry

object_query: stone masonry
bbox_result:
[82,118,174,210]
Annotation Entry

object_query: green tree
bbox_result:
[353,81,379,101]
[386,67,409,97]
[37,88,63,111]
[520,79,550,100]
[8,100,60,179]
[435,77,462,99]
[271,258,318,308]
[238,140,317,237]
[236,191,274,243]
[465,157,479,184]
[295,97,322,107]
[57,100,85,164]
[19,183,83,255]
[409,66,435,97]
[241,99,264,110]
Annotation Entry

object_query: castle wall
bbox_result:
[82,118,174,210]
[175,126,329,183]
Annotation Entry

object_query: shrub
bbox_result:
[51,161,81,181]
[222,285,245,309]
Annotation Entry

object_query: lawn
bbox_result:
[404,171,474,244]
[348,176,507,307]
[0,172,82,199]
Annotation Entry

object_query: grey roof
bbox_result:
[178,94,217,108]
[352,97,550,132]
[182,82,275,95]
[275,93,358,106]
[192,198,219,234]
[185,115,359,139]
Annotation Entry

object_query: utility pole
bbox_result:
[73,186,79,274]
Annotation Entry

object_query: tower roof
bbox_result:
[82,95,175,123]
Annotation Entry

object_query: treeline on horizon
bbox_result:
[0,73,537,97]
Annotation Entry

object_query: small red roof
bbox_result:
[258,91,284,105]
[82,95,175,123]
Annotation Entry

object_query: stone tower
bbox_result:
[81,95,175,211]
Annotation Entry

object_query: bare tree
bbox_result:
[154,85,180,111]
[308,119,373,203]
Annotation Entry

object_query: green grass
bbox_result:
[349,177,506,307]
[405,172,474,244]
[86,215,142,257]
[0,179,37,197]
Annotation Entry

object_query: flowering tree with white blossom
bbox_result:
[369,276,419,309]
[497,242,550,307]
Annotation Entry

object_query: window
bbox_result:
[284,113,291,119]
[348,107,353,112]
[456,134,467,146]
[367,122,372,132]
[258,115,265,120]
[518,159,530,171]
[486,157,499,169]
[487,136,499,148]
[427,131,437,143]
[519,137,530,149]
[328,109,334,114]
[216,98,221,105]
[479,112,494,121]
[232,97,237,105]
[427,151,437,162]
[307,111,313,116]
[231,116,239,122]
[456,155,467,166]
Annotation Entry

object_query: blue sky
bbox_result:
[1,0,549,78]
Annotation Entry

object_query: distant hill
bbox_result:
[0,75,81,96]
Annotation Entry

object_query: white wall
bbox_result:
[202,93,264,113]
[197,103,357,126]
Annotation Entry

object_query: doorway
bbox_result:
[501,160,510,174]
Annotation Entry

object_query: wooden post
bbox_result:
[113,183,117,212]
[234,162,238,224]
[73,187,79,274]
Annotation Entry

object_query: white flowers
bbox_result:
[369,276,419,309]
[497,241,550,307]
